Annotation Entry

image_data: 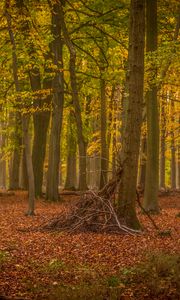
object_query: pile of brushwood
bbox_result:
[40,166,141,235]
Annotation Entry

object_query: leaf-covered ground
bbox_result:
[0,191,179,299]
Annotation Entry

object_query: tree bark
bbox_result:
[22,115,35,215]
[19,148,28,190]
[15,0,51,197]
[5,1,35,214]
[170,97,176,190]
[99,71,108,188]
[46,2,64,201]
[159,97,166,189]
[144,0,159,212]
[65,111,77,190]
[0,125,6,189]
[177,116,180,189]
[30,68,50,197]
[138,134,147,191]
[9,113,21,190]
[117,0,145,229]
[59,2,87,191]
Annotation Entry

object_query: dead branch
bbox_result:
[39,166,141,235]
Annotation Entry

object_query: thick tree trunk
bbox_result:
[30,69,50,197]
[117,0,145,229]
[59,2,87,191]
[46,3,64,201]
[15,0,51,197]
[144,0,159,212]
[65,112,77,190]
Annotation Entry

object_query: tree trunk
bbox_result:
[112,86,119,176]
[9,113,21,190]
[65,111,77,190]
[144,0,159,212]
[170,97,176,190]
[0,127,6,189]
[22,116,35,215]
[46,2,64,201]
[177,116,180,189]
[138,134,147,191]
[99,73,108,188]
[30,68,50,197]
[159,97,166,189]
[59,2,87,191]
[117,0,145,229]
[19,148,28,190]
[5,1,35,214]
[15,0,51,197]
[6,2,21,191]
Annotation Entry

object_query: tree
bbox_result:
[64,111,77,190]
[144,0,159,213]
[159,95,166,189]
[117,0,145,229]
[59,1,88,191]
[46,1,64,201]
[170,96,176,189]
[5,0,35,215]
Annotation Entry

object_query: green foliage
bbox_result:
[157,229,172,237]
[44,258,66,272]
[106,275,120,287]
[0,250,9,269]
[120,252,180,298]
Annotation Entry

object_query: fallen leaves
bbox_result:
[0,191,179,299]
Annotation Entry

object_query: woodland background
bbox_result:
[0,0,180,299]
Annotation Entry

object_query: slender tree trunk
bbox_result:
[112,86,119,176]
[177,116,180,189]
[159,97,166,189]
[138,134,147,191]
[19,148,28,190]
[0,127,6,189]
[117,0,145,229]
[99,72,108,188]
[5,2,35,214]
[144,0,159,212]
[65,111,77,190]
[7,1,21,191]
[9,113,21,190]
[91,117,100,189]
[46,2,64,201]
[170,97,176,190]
[22,116,35,215]
[109,85,120,176]
[59,2,87,191]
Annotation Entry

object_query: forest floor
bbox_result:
[0,191,179,300]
